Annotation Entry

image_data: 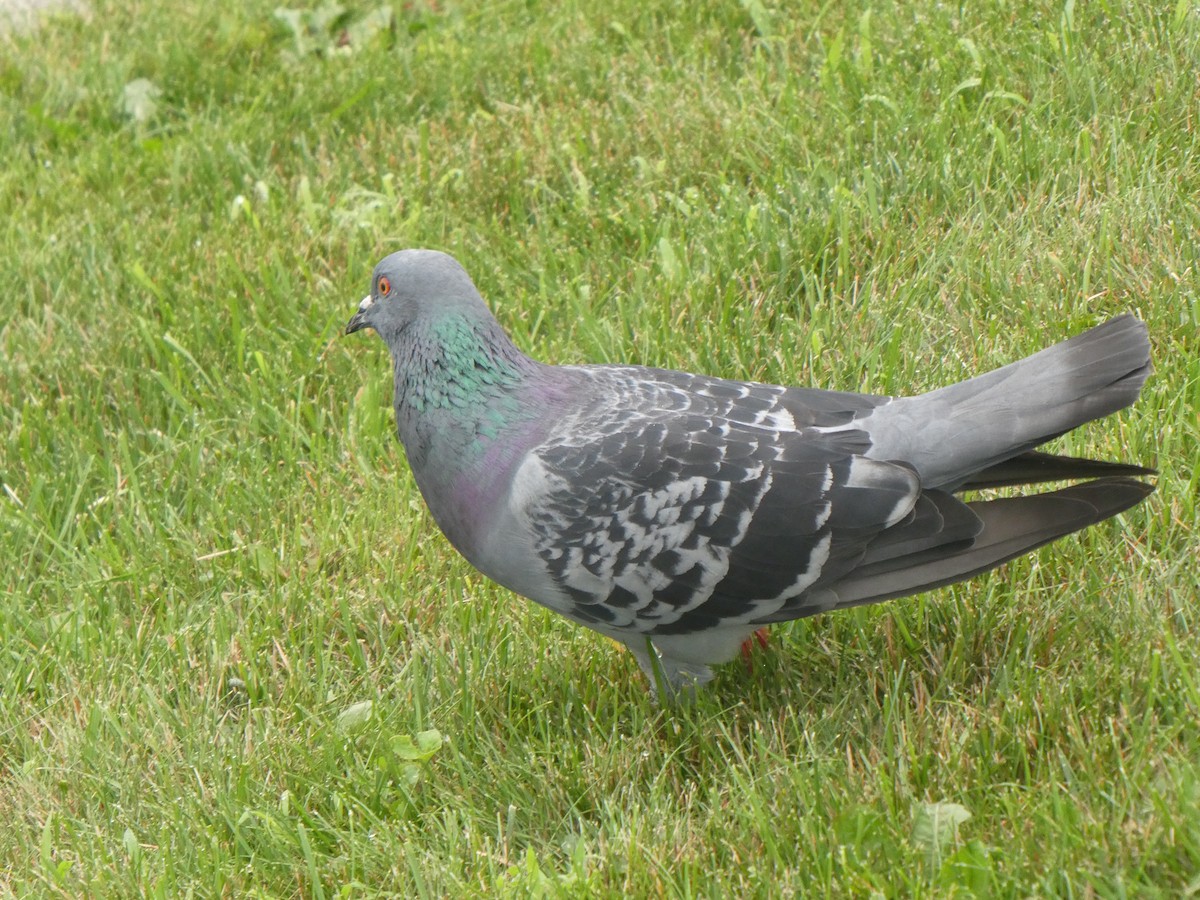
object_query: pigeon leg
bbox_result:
[739,627,771,669]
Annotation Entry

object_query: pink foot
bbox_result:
[740,627,771,669]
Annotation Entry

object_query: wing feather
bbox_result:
[522,367,917,634]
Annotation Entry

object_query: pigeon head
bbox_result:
[344,249,539,466]
[345,249,488,340]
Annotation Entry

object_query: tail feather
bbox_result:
[862,315,1151,490]
[959,450,1156,490]
[827,478,1154,608]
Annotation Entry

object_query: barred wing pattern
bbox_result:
[524,367,925,636]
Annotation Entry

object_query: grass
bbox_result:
[1,0,1197,894]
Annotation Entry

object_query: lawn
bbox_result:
[1,0,1197,895]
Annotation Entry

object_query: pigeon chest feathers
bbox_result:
[393,318,526,454]
[390,316,564,563]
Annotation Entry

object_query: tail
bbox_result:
[861,315,1151,490]
[827,477,1154,608]
[959,450,1155,490]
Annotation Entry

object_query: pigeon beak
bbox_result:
[345,295,374,335]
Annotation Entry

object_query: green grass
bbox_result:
[1,0,1197,895]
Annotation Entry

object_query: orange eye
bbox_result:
[378,276,391,296]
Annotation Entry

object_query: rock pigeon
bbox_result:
[345,249,1154,696]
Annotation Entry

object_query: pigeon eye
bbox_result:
[378,276,391,296]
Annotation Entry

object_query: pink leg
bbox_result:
[740,627,771,669]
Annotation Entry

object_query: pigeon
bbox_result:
[345,249,1154,696]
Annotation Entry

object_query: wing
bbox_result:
[520,367,924,636]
